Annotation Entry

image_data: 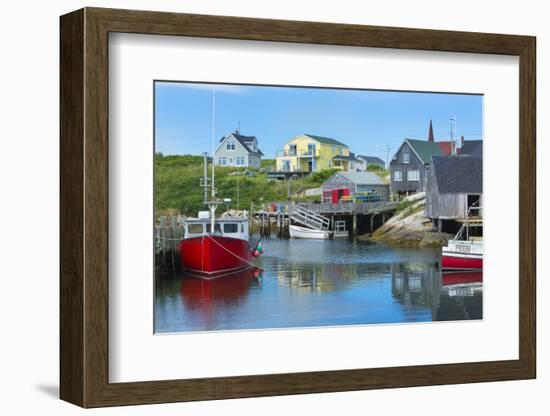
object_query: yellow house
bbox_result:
[276,134,350,172]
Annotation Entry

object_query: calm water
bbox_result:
[154,237,482,333]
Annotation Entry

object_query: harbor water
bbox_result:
[154,236,482,333]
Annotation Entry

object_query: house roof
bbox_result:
[220,132,264,156]
[332,154,357,161]
[436,141,454,156]
[303,134,348,147]
[405,139,444,164]
[357,155,385,165]
[459,140,483,157]
[328,171,386,186]
[431,156,482,194]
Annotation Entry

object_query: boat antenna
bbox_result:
[211,88,216,198]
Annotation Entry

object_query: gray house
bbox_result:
[321,171,390,201]
[426,155,482,232]
[214,130,263,168]
[390,139,443,195]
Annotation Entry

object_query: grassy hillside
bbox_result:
[155,154,336,217]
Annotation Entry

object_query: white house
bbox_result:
[214,130,263,168]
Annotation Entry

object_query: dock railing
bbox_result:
[297,201,398,215]
[290,204,330,230]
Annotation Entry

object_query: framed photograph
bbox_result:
[60,7,536,407]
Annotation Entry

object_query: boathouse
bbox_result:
[320,171,389,202]
[425,155,482,232]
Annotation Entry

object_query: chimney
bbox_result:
[428,119,435,142]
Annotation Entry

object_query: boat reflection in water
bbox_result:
[175,267,261,331]
[180,267,262,309]
[155,238,483,333]
[391,264,483,322]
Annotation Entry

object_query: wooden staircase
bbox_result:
[290,203,330,231]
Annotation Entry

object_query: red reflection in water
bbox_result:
[442,271,482,286]
[180,267,261,311]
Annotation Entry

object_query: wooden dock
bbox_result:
[252,200,399,237]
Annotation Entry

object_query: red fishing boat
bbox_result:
[442,219,483,271]
[179,215,259,278]
[178,153,263,279]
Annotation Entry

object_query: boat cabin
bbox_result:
[184,216,249,240]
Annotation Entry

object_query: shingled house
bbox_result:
[426,155,483,232]
[215,130,263,168]
[389,139,443,195]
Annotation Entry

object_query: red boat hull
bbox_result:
[441,253,483,271]
[179,235,252,278]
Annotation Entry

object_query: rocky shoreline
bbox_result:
[360,192,452,248]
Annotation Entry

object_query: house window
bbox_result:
[218,157,227,166]
[228,157,233,165]
[407,170,420,181]
[332,146,337,154]
[307,143,316,155]
[289,144,297,156]
[226,140,236,151]
[403,149,409,164]
[236,156,245,166]
[394,170,403,181]
[339,148,343,155]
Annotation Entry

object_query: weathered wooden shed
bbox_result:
[321,171,390,201]
[426,155,482,230]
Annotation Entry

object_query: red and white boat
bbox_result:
[179,214,257,278]
[442,220,483,271]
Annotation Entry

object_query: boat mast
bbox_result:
[209,88,217,232]
[202,152,209,205]
[211,89,216,199]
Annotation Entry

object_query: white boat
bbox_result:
[289,224,331,239]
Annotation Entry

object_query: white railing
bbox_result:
[291,204,330,230]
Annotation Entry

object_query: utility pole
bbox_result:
[380,144,391,169]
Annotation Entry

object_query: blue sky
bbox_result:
[154,82,483,161]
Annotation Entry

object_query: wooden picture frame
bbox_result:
[60,7,536,408]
